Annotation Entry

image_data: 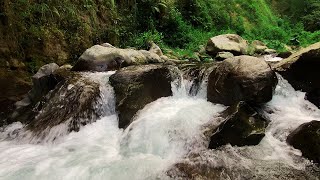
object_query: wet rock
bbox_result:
[278,51,293,59]
[72,45,147,72]
[26,73,103,134]
[287,120,320,164]
[110,64,174,128]
[9,64,71,125]
[206,34,248,57]
[29,63,60,103]
[215,51,234,61]
[207,55,277,106]
[273,42,320,107]
[305,89,320,108]
[209,102,269,148]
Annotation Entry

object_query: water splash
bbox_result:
[0,72,319,180]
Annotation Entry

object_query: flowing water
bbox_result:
[0,72,319,179]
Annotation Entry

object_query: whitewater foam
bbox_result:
[0,72,319,180]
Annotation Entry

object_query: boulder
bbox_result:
[206,34,248,56]
[9,64,71,125]
[9,65,106,136]
[207,55,277,106]
[110,64,174,128]
[251,40,268,54]
[287,120,320,164]
[215,51,234,61]
[26,73,102,134]
[209,102,269,149]
[273,42,320,107]
[72,45,147,72]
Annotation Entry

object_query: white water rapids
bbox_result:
[0,72,319,179]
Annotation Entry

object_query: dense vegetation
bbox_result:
[0,0,320,72]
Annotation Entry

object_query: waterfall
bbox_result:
[0,72,319,179]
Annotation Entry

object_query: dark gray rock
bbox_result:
[27,73,102,134]
[207,55,277,106]
[30,63,60,103]
[209,102,269,148]
[110,64,174,128]
[287,120,320,164]
[273,42,320,108]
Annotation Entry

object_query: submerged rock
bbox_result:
[110,64,175,128]
[207,55,277,106]
[206,34,248,57]
[209,102,269,148]
[287,120,320,164]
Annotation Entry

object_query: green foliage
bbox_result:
[127,31,164,49]
[3,0,320,68]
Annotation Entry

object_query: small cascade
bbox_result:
[0,70,319,179]
[172,64,213,98]
[264,54,283,62]
[0,71,116,143]
[170,74,320,179]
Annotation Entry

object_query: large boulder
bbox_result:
[287,120,320,164]
[26,73,103,134]
[9,66,108,137]
[207,55,277,106]
[206,34,248,57]
[273,42,320,108]
[72,45,164,72]
[72,45,145,72]
[110,64,175,128]
[209,102,269,149]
